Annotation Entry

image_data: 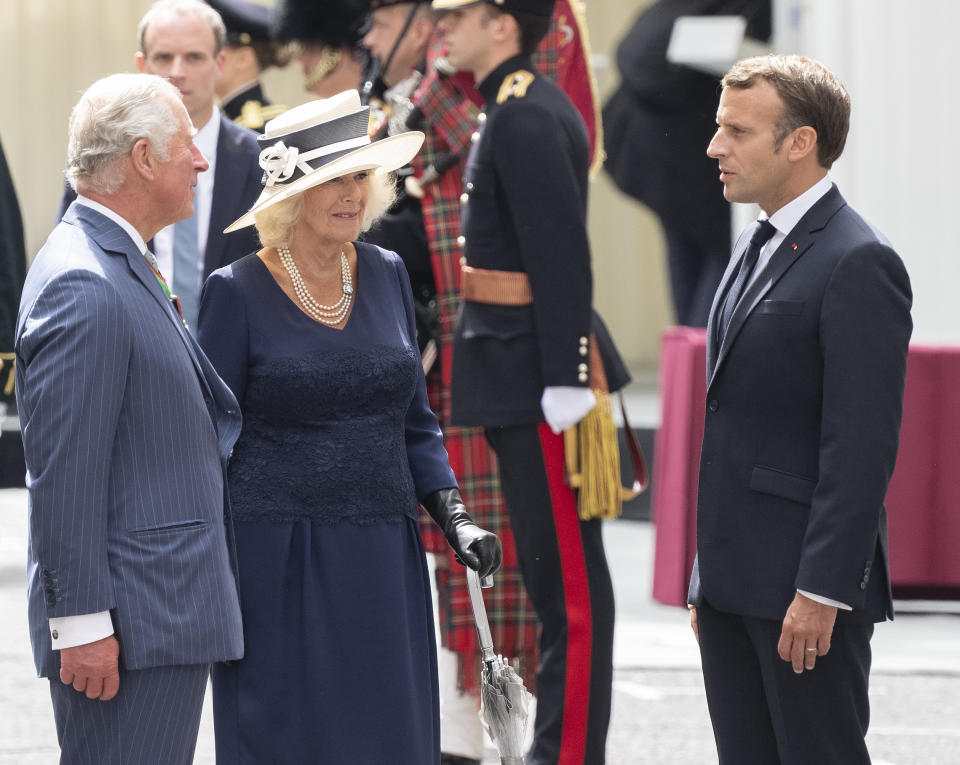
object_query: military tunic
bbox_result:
[449,53,614,765]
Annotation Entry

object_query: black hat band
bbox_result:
[256,107,371,187]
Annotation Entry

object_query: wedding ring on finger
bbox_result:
[805,647,818,652]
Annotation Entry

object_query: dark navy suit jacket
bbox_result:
[16,202,245,677]
[688,185,912,624]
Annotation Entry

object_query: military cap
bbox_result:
[206,0,271,46]
[431,0,555,17]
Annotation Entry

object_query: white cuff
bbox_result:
[49,611,114,650]
[797,589,852,611]
[540,386,597,434]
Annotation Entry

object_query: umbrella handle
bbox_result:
[467,568,497,663]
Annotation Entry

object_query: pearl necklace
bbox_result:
[278,245,354,326]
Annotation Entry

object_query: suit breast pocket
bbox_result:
[757,299,804,316]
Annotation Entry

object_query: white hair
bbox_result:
[66,73,183,195]
[138,0,227,56]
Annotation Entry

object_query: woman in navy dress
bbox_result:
[198,91,502,764]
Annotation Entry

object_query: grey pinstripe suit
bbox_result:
[16,202,244,761]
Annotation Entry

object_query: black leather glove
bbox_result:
[421,488,502,579]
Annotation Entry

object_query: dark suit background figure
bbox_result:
[688,56,912,765]
[56,113,262,282]
[603,0,771,326]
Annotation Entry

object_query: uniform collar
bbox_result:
[477,54,534,104]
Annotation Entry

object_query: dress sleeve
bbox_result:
[198,266,250,405]
[391,253,457,499]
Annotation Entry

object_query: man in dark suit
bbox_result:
[603,0,771,327]
[687,55,912,764]
[57,0,262,332]
[434,1,630,762]
[17,72,243,765]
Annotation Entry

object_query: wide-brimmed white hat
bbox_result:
[224,90,424,232]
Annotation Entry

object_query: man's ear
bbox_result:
[788,125,818,163]
[493,10,518,45]
[130,138,156,181]
[135,52,147,74]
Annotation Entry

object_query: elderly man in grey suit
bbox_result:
[16,72,244,764]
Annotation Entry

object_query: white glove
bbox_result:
[540,386,597,434]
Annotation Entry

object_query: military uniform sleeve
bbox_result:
[491,101,592,388]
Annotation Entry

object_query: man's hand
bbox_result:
[777,592,837,674]
[59,635,120,700]
[689,605,699,644]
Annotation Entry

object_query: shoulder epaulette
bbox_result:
[236,101,288,131]
[496,70,536,105]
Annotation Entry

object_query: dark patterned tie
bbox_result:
[717,219,778,346]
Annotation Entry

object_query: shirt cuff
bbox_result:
[797,589,852,611]
[49,611,114,650]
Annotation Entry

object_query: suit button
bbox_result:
[859,580,867,591]
[708,399,719,412]
[51,629,59,640]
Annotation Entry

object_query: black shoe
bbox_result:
[440,756,481,765]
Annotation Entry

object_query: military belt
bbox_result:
[461,265,533,306]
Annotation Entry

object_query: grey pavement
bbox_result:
[1,487,958,764]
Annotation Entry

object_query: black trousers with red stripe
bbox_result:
[486,423,614,765]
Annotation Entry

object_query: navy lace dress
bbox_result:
[198,244,455,765]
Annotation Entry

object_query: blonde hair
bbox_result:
[254,170,398,247]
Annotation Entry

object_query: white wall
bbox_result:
[776,0,959,343]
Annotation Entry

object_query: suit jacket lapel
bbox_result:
[68,203,216,403]
[708,186,848,388]
[706,227,750,374]
[206,115,252,280]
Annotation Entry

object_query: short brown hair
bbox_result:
[723,55,851,169]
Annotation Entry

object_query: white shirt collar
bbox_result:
[74,195,149,255]
[766,174,833,238]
